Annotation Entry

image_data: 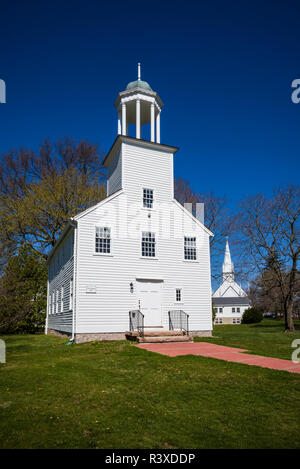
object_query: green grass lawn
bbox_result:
[0,321,300,449]
[195,319,300,360]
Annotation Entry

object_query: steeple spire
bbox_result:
[222,237,234,281]
[138,62,141,81]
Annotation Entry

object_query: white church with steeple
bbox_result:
[45,65,214,343]
[212,238,250,324]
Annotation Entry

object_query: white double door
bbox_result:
[137,280,163,327]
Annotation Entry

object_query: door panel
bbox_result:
[137,280,163,326]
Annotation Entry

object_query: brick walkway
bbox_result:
[136,342,300,374]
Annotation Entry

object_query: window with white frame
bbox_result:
[232,307,236,313]
[141,232,156,257]
[237,307,240,313]
[52,292,55,315]
[61,286,64,313]
[219,307,223,313]
[143,188,153,209]
[95,227,111,254]
[184,237,197,260]
[176,288,182,302]
[69,278,73,310]
[49,295,52,315]
[56,289,59,314]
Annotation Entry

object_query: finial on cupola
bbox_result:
[138,62,141,81]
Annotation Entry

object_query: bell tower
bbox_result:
[114,64,163,143]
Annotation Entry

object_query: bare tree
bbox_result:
[239,185,300,332]
[0,138,106,263]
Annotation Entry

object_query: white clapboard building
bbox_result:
[46,66,213,343]
[212,238,250,324]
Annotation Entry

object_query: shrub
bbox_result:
[242,307,263,324]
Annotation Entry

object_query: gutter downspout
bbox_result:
[70,219,78,342]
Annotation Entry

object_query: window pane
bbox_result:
[95,227,111,254]
[184,237,197,260]
[142,231,155,257]
[143,189,153,209]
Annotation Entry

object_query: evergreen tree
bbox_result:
[0,244,47,333]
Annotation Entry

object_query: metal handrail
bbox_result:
[168,310,189,334]
[129,310,144,337]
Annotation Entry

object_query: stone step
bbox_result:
[143,330,184,337]
[138,335,192,344]
[125,330,185,337]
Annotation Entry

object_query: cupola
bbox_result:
[114,63,163,143]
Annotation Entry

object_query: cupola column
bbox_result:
[117,110,121,135]
[156,111,160,144]
[150,102,155,142]
[122,102,127,136]
[136,99,141,139]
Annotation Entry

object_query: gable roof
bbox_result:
[73,188,123,221]
[212,297,250,306]
[173,198,214,237]
[103,135,179,168]
[46,189,123,264]
[46,220,76,265]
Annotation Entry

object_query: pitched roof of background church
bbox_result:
[212,297,250,306]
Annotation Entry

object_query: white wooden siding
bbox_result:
[122,142,173,205]
[47,229,74,333]
[47,140,213,336]
[107,147,122,196]
[215,305,248,320]
[75,190,212,334]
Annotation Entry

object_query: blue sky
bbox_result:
[1,0,299,207]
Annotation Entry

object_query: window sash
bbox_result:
[184,237,197,260]
[176,289,182,302]
[95,227,111,254]
[141,231,156,257]
[56,290,59,314]
[69,279,73,310]
[61,287,64,313]
[143,188,153,209]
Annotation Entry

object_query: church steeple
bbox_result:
[222,237,234,281]
[114,63,163,143]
